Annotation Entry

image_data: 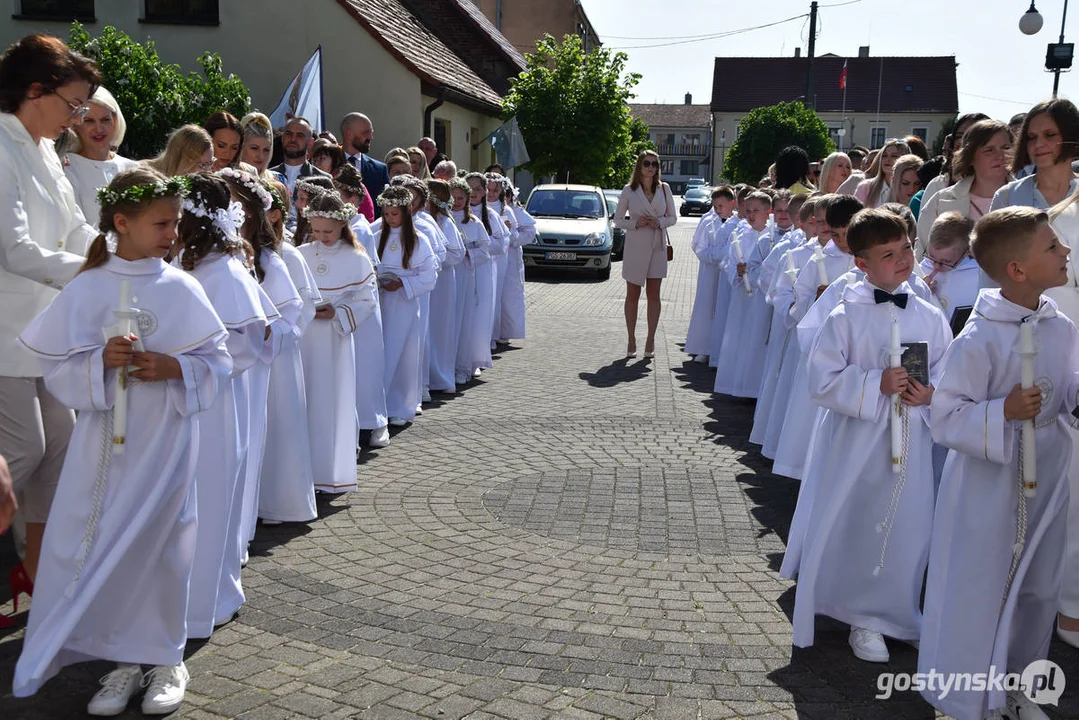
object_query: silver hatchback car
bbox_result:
[522,184,613,280]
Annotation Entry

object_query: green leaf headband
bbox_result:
[96,176,191,207]
[303,203,357,222]
[377,186,414,208]
[448,177,470,193]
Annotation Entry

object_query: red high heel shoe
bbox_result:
[2,563,34,625]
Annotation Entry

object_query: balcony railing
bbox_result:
[656,143,708,157]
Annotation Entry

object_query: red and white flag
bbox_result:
[839,60,848,90]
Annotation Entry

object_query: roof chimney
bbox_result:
[858,46,870,58]
[794,47,801,58]
[685,92,692,105]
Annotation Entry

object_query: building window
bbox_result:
[870,127,887,149]
[143,0,219,25]
[16,0,94,20]
[683,133,701,146]
[434,119,451,159]
[679,160,699,176]
[911,127,928,141]
[660,160,675,175]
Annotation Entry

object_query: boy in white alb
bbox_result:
[685,186,736,362]
[790,209,951,664]
[709,186,752,367]
[922,211,980,326]
[714,192,773,397]
[920,207,1079,720]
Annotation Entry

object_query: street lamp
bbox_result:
[1019,1,1074,98]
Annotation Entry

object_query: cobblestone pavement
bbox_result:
[2,214,1078,719]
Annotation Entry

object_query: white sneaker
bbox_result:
[388,417,407,427]
[422,388,432,403]
[693,354,708,363]
[1006,689,1051,719]
[240,548,249,568]
[414,405,423,416]
[141,662,189,715]
[455,372,469,385]
[369,426,390,448]
[87,663,143,716]
[473,368,482,379]
[849,627,890,663]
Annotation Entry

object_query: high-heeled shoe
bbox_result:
[9,563,33,614]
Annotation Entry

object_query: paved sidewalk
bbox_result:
[2,216,1077,719]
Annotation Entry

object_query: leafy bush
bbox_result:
[503,34,642,186]
[723,101,835,185]
[68,22,251,159]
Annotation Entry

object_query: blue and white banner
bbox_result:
[270,46,324,132]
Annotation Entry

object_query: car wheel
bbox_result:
[598,266,611,281]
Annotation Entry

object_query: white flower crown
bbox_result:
[183,197,247,241]
[377,186,414,208]
[430,196,453,211]
[303,203,357,222]
[296,178,331,199]
[217,167,273,211]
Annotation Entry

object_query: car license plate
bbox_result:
[546,251,576,261]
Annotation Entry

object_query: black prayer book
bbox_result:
[901,342,930,387]
[949,305,974,338]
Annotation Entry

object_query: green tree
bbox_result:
[722,101,835,185]
[933,115,956,156]
[502,34,641,185]
[604,116,656,189]
[68,22,250,159]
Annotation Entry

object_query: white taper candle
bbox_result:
[813,242,828,287]
[112,279,131,455]
[888,318,903,474]
[1020,321,1037,498]
[731,235,751,294]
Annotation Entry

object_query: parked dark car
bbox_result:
[603,189,625,259]
[680,186,712,216]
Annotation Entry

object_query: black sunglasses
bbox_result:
[641,160,659,168]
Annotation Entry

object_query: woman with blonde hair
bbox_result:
[887,154,924,206]
[383,146,409,165]
[816,151,852,195]
[64,85,138,221]
[406,146,432,180]
[147,124,213,177]
[847,138,910,207]
[613,150,676,358]
[238,111,282,184]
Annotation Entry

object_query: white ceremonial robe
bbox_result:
[749,234,799,446]
[350,216,388,430]
[714,226,772,397]
[240,250,301,545]
[500,205,533,341]
[13,257,230,696]
[181,252,275,640]
[684,213,721,356]
[413,211,446,395]
[298,239,377,492]
[380,227,438,420]
[761,240,817,459]
[1048,207,1079,619]
[791,280,951,650]
[454,211,495,376]
[920,255,980,327]
[708,216,745,367]
[430,212,466,391]
[919,291,1079,720]
[772,242,856,479]
[259,241,321,521]
[63,153,138,226]
[487,201,515,343]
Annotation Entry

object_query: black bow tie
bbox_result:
[874,288,908,309]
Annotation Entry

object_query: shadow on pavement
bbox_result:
[577,357,653,388]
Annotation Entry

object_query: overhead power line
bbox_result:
[606,13,809,50]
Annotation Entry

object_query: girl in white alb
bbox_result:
[13,169,231,717]
[426,179,467,392]
[376,185,438,424]
[259,182,321,522]
[297,194,378,492]
[486,174,519,344]
[174,174,278,642]
[502,185,533,342]
[451,180,494,382]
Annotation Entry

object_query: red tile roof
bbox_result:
[710,55,958,115]
[337,0,503,111]
[445,0,526,69]
[630,103,711,129]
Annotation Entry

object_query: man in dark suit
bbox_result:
[270,117,331,193]
[340,112,389,200]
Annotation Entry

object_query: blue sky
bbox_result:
[582,0,1075,123]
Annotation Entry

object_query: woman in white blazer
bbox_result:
[613,151,676,359]
[916,119,1013,256]
[0,34,101,601]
